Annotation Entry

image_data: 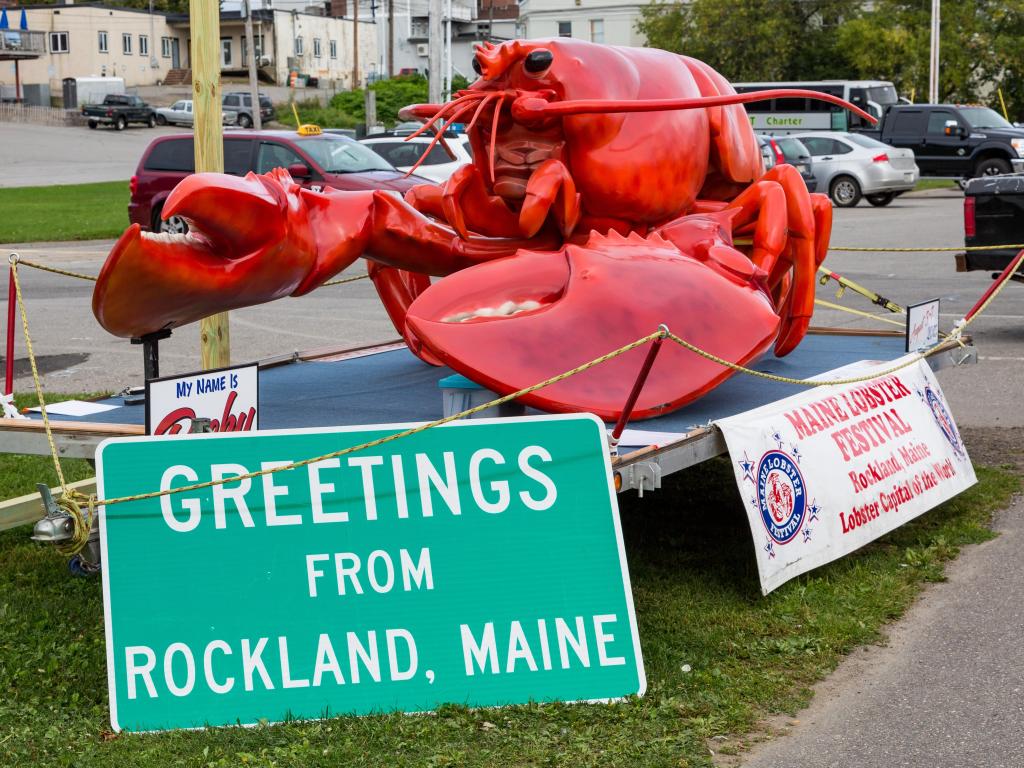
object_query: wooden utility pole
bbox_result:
[244,0,262,130]
[352,0,359,89]
[191,0,230,369]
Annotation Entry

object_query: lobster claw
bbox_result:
[404,229,782,421]
[93,169,377,338]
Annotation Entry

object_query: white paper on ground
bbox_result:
[29,400,118,417]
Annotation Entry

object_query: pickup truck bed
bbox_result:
[958,173,1024,276]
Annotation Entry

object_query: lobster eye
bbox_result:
[524,49,553,75]
[472,56,483,76]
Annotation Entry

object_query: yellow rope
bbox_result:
[15,258,98,282]
[814,298,906,328]
[9,256,67,493]
[829,244,1024,253]
[12,245,1024,524]
[87,330,666,508]
[322,273,371,287]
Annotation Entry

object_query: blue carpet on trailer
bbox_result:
[33,333,910,442]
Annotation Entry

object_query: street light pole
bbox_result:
[928,0,940,104]
[428,0,442,104]
[244,0,262,130]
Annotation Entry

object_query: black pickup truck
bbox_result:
[957,173,1024,278]
[862,104,1024,179]
[82,94,156,131]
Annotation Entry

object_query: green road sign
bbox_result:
[97,415,645,732]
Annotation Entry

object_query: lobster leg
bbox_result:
[722,164,823,356]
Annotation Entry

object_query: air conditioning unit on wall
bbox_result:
[416,43,429,57]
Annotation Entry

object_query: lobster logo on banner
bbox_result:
[924,386,965,460]
[756,450,807,544]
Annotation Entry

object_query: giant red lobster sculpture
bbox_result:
[93,39,874,420]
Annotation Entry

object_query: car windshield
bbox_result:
[959,107,1013,130]
[774,137,810,161]
[294,135,397,173]
[846,133,889,149]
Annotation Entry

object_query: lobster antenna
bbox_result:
[511,89,878,126]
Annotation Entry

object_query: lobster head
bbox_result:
[402,39,716,229]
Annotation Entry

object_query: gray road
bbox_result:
[0,123,188,188]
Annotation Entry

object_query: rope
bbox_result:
[813,298,907,328]
[15,258,98,282]
[829,244,1024,253]
[322,273,371,287]
[86,330,666,509]
[12,244,1024,528]
[9,256,68,493]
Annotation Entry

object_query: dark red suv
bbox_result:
[130,130,429,233]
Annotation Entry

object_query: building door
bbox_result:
[171,38,180,69]
[221,38,232,68]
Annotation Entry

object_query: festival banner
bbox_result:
[97,414,644,732]
[716,356,976,594]
[146,363,259,436]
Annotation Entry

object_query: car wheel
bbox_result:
[88,120,97,130]
[974,157,1011,178]
[148,114,157,128]
[829,175,862,208]
[156,114,167,126]
[865,193,896,207]
[153,206,189,235]
[115,115,127,131]
[238,113,253,129]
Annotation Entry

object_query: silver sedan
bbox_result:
[790,131,920,207]
[155,100,236,128]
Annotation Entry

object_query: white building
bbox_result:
[517,0,647,47]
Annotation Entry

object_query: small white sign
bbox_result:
[145,363,259,436]
[716,356,975,594]
[906,298,940,352]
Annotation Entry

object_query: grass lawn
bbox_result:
[912,179,959,192]
[0,182,129,244]
[0,399,1017,767]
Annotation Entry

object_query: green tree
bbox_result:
[637,0,860,82]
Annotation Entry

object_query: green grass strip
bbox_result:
[0,182,129,244]
[0,438,1016,766]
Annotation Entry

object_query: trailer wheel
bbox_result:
[87,119,98,130]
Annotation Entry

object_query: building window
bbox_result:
[50,31,70,53]
[161,36,172,58]
[313,37,321,58]
[241,34,264,62]
[98,30,108,53]
[295,35,304,55]
[329,39,337,59]
[589,19,604,43]
[123,33,132,55]
[557,21,571,37]
[410,18,428,38]
[139,35,149,57]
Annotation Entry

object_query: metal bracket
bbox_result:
[189,417,213,434]
[617,461,662,497]
[30,483,74,543]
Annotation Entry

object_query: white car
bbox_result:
[789,131,920,207]
[155,100,236,128]
[360,134,473,183]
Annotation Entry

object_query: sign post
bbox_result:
[98,415,645,732]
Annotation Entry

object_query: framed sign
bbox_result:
[97,415,645,732]
[906,298,940,352]
[145,363,259,436]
